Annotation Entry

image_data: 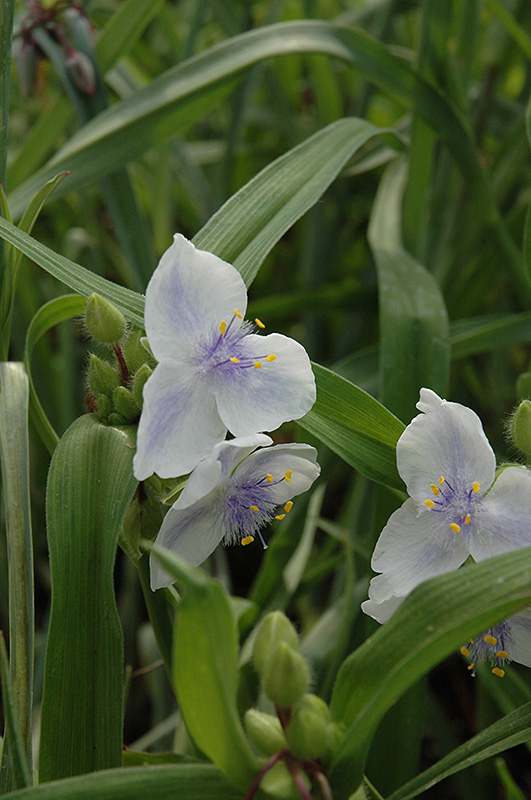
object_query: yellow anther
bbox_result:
[429,484,440,496]
[460,646,470,657]
[284,501,293,513]
[266,354,277,362]
[492,667,505,678]
[497,650,509,659]
[254,361,262,369]
[229,357,240,363]
[439,476,445,485]
[424,499,435,509]
[255,318,265,329]
[464,513,471,525]
[220,320,227,335]
[234,308,243,318]
[266,474,273,483]
[249,505,259,512]
[484,634,497,646]
[275,514,286,520]
[285,470,292,482]
[467,663,475,671]
[472,481,480,493]
[241,536,254,546]
[450,523,461,533]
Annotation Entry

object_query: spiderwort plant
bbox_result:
[133,235,316,481]
[150,434,320,589]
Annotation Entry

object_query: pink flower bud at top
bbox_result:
[253,611,300,677]
[65,49,96,94]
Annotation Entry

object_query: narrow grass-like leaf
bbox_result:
[297,363,405,490]
[450,312,531,358]
[0,632,31,790]
[387,701,531,800]
[0,364,33,786]
[24,295,87,454]
[40,416,138,780]
[0,0,14,184]
[369,160,449,422]
[4,765,243,800]
[328,547,531,798]
[149,545,259,789]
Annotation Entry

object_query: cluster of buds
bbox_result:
[84,293,153,427]
[244,612,343,800]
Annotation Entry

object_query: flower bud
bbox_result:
[119,495,163,560]
[510,399,531,455]
[517,372,531,401]
[244,709,287,756]
[263,641,309,708]
[113,386,139,423]
[132,364,153,409]
[85,294,126,344]
[285,704,329,760]
[253,611,300,676]
[88,353,120,397]
[95,393,113,422]
[295,693,331,722]
[65,50,96,95]
[122,329,154,375]
[323,721,345,764]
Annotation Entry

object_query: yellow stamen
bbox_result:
[285,470,292,482]
[275,514,286,520]
[496,650,509,659]
[254,361,262,369]
[249,505,259,512]
[255,318,265,329]
[492,667,505,678]
[266,354,276,362]
[284,501,293,513]
[439,476,445,485]
[424,499,435,509]
[241,536,254,546]
[266,474,273,483]
[467,663,475,671]
[472,481,480,493]
[484,634,497,645]
[464,513,471,525]
[460,646,470,657]
[429,484,440,496]
[450,523,461,533]
[234,308,243,318]
[220,320,227,335]
[229,357,240,363]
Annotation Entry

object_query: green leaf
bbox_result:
[297,363,405,491]
[450,312,531,359]
[0,364,34,787]
[387,701,531,800]
[149,545,259,789]
[0,633,31,790]
[4,765,244,800]
[368,159,449,422]
[329,546,531,798]
[39,416,138,780]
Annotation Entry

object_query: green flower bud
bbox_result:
[285,705,329,760]
[113,386,139,423]
[295,693,331,722]
[122,329,154,374]
[244,709,287,756]
[95,393,113,422]
[119,495,163,560]
[263,641,309,708]
[323,721,345,764]
[517,372,531,401]
[85,293,126,344]
[260,761,302,799]
[108,412,127,426]
[253,611,300,676]
[132,364,153,409]
[510,399,531,455]
[88,353,120,397]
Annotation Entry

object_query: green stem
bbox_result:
[135,553,174,685]
[0,0,15,186]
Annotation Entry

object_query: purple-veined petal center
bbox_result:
[460,621,513,677]
[422,475,482,533]
[221,468,293,549]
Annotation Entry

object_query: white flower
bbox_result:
[362,388,531,622]
[149,433,320,589]
[133,235,316,480]
[459,611,531,676]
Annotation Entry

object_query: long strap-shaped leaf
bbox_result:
[40,416,138,780]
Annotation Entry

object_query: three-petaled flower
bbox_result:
[150,433,320,589]
[362,389,531,624]
[133,235,316,480]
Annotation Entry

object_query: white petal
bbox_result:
[133,359,226,480]
[368,498,470,601]
[208,433,274,480]
[416,388,444,414]
[505,609,531,668]
[149,494,225,588]
[144,234,248,362]
[397,396,496,504]
[468,467,531,561]
[215,332,316,435]
[361,594,404,624]
[235,443,320,504]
